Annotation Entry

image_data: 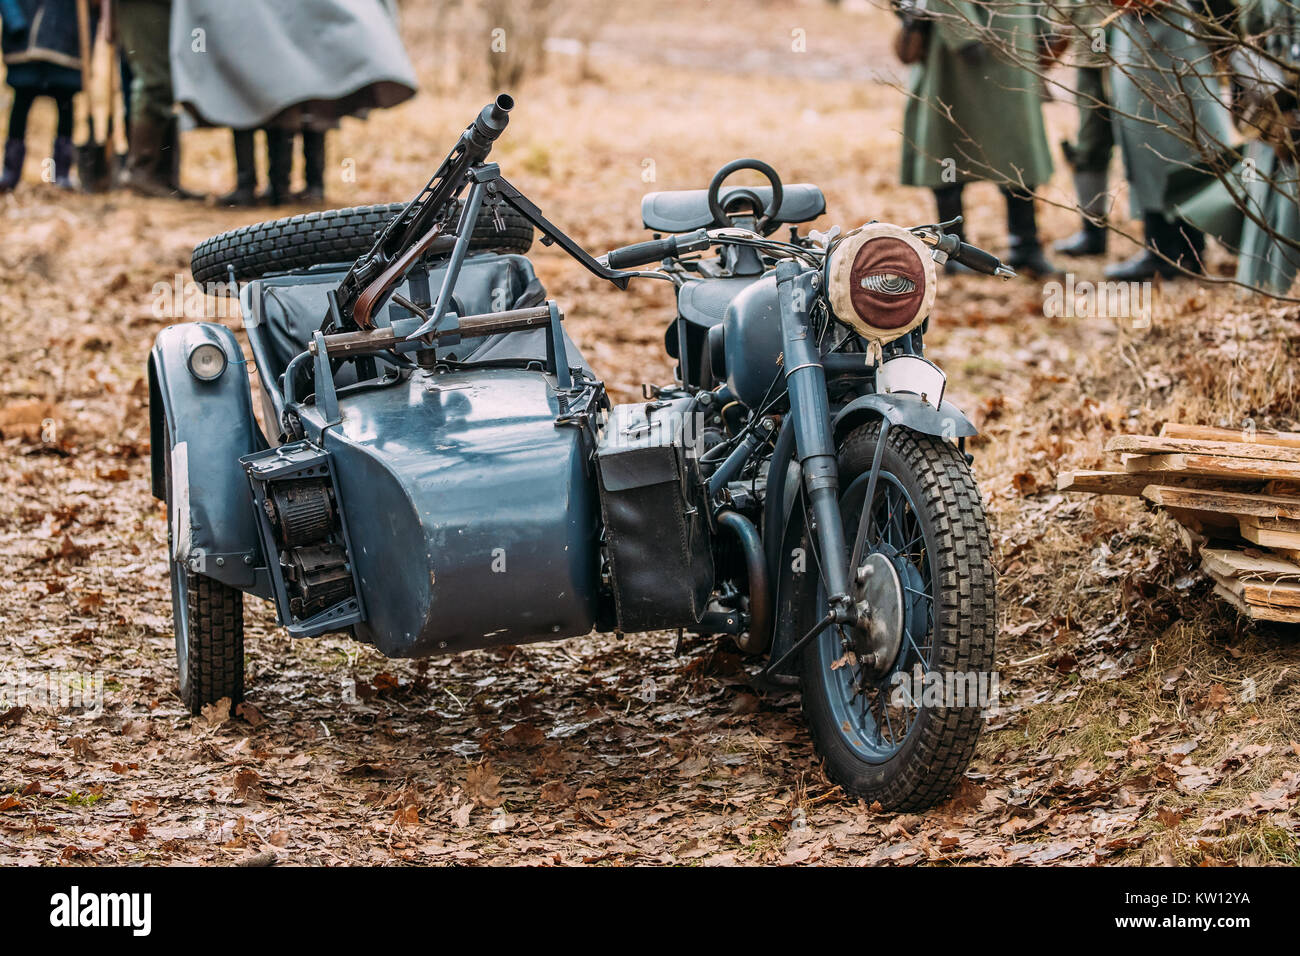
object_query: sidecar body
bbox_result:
[150,252,633,657]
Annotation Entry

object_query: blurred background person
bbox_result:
[1049,0,1114,257]
[1174,0,1300,293]
[118,0,198,198]
[1105,1,1233,279]
[898,0,1061,277]
[0,0,84,192]
[170,0,417,207]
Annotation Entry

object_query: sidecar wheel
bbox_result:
[164,443,244,715]
[190,199,535,285]
[797,422,995,811]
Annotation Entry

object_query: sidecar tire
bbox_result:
[164,443,244,716]
[797,422,995,811]
[190,200,535,285]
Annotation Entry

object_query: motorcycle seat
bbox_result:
[641,183,826,233]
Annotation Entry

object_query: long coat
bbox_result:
[900,0,1054,189]
[1,0,84,92]
[1109,3,1234,217]
[1173,0,1300,293]
[169,0,417,130]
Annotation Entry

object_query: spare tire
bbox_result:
[190,200,535,285]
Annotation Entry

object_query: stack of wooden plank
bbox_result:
[1059,423,1300,623]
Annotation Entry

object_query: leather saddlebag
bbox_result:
[596,399,713,632]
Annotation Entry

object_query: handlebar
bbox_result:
[934,232,1015,278]
[603,228,712,269]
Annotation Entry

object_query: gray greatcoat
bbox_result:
[1109,3,1234,217]
[169,0,417,130]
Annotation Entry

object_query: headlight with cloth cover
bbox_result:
[826,222,937,344]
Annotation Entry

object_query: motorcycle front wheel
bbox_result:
[797,421,996,810]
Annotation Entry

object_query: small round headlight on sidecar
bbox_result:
[187,342,228,382]
[827,222,937,345]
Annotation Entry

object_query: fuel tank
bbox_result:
[722,274,783,409]
[309,366,601,657]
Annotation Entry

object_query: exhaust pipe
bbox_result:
[716,510,772,654]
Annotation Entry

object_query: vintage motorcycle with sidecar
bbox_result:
[152,96,1003,809]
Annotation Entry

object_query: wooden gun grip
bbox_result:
[352,223,445,331]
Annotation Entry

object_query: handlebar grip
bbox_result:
[606,237,679,270]
[952,240,1003,276]
[469,94,513,149]
[605,229,712,270]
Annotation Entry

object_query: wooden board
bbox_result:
[1200,546,1300,580]
[1057,471,1257,496]
[1239,516,1300,549]
[1057,470,1155,496]
[1124,453,1300,482]
[1160,422,1300,449]
[1203,562,1300,609]
[1142,485,1300,521]
[1109,434,1300,463]
[1212,583,1300,623]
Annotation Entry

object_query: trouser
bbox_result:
[1064,66,1113,174]
[117,0,174,126]
[231,127,293,200]
[303,128,325,191]
[6,87,74,140]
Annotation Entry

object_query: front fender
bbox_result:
[832,392,976,445]
[148,322,266,590]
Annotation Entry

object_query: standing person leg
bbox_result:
[1003,185,1062,278]
[1055,66,1113,256]
[1,87,36,191]
[299,128,325,204]
[119,0,200,199]
[262,127,292,206]
[119,55,134,135]
[933,183,970,274]
[52,91,75,189]
[220,129,258,207]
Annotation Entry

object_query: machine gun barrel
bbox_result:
[469,94,513,151]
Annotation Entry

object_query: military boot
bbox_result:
[261,128,293,206]
[124,117,176,198]
[0,139,24,192]
[933,183,974,275]
[294,129,326,205]
[1053,170,1108,257]
[1105,213,1204,280]
[1003,187,1061,278]
[220,129,258,207]
[52,137,75,189]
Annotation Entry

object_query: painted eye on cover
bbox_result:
[859,273,916,295]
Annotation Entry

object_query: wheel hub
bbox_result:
[852,552,905,679]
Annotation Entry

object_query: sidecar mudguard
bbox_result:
[832,392,977,444]
[148,322,267,591]
[299,366,602,658]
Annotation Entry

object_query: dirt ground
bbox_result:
[2,0,1298,866]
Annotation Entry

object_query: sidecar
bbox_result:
[150,246,710,712]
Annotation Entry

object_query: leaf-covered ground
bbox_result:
[2,0,1298,865]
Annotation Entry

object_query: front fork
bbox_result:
[774,260,855,625]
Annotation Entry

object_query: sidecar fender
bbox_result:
[832,392,976,444]
[148,322,265,591]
